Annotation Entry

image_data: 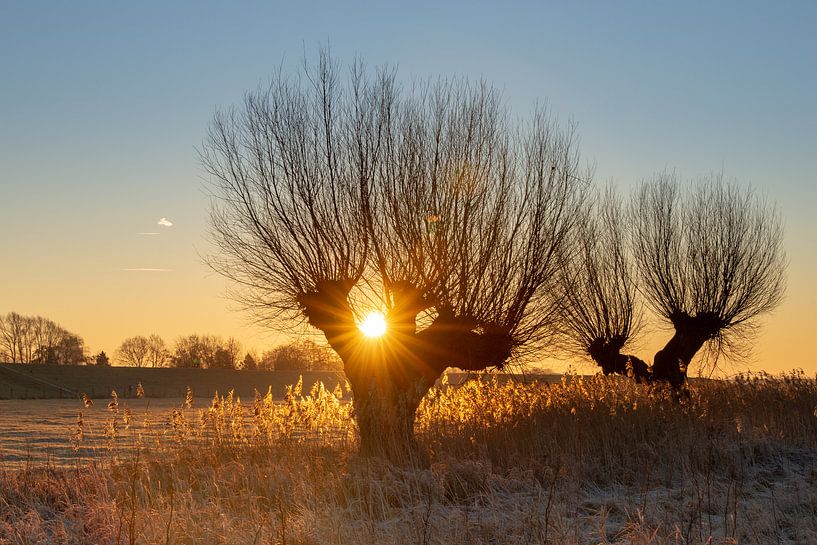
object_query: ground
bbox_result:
[1,372,816,544]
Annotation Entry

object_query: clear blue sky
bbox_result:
[1,1,815,372]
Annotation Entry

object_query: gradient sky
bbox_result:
[1,1,815,373]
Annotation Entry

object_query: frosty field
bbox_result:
[0,398,194,469]
[1,373,816,544]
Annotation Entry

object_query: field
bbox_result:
[1,371,816,544]
[0,398,205,468]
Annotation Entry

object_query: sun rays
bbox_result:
[358,311,387,338]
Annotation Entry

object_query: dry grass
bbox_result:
[2,371,817,544]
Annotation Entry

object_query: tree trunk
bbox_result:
[587,337,651,382]
[649,311,724,389]
[652,326,711,389]
[591,352,651,383]
[352,374,433,464]
[342,345,437,465]
[297,280,512,464]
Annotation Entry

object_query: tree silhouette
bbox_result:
[117,336,150,367]
[0,312,85,364]
[95,351,110,366]
[145,335,169,368]
[555,186,650,381]
[631,173,786,388]
[262,340,343,372]
[202,52,586,460]
[242,352,258,371]
[557,174,786,389]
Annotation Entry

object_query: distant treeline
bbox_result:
[0,311,342,372]
[0,312,86,365]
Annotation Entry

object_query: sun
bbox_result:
[359,311,387,338]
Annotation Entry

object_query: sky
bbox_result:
[1,1,815,373]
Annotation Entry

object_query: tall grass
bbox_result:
[2,371,816,544]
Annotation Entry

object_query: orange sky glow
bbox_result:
[1,3,814,375]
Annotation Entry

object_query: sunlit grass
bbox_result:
[3,371,817,544]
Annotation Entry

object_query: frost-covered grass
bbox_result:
[2,372,816,544]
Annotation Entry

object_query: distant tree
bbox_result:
[0,312,27,363]
[171,334,235,369]
[262,343,305,372]
[30,316,66,363]
[257,350,274,371]
[223,337,241,369]
[0,312,32,363]
[171,335,207,368]
[263,340,345,372]
[0,312,86,364]
[116,336,151,367]
[95,351,110,366]
[32,345,59,365]
[145,334,169,368]
[55,334,86,365]
[211,348,236,369]
[242,352,258,371]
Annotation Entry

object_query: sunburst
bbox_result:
[359,311,387,338]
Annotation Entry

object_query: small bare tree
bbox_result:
[146,334,169,368]
[555,186,650,381]
[0,312,27,363]
[117,336,151,367]
[202,52,586,460]
[630,173,786,388]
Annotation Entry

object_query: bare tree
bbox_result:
[224,337,242,368]
[0,312,26,363]
[262,339,343,372]
[212,338,242,370]
[555,186,650,380]
[117,336,151,367]
[30,316,66,363]
[202,52,586,460]
[0,312,85,364]
[171,334,215,368]
[169,334,238,369]
[50,333,86,364]
[117,334,169,367]
[146,334,169,368]
[558,175,785,388]
[630,173,786,388]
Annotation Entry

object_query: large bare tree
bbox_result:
[202,53,586,460]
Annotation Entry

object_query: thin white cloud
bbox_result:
[120,268,172,272]
[136,232,161,236]
[157,218,173,227]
